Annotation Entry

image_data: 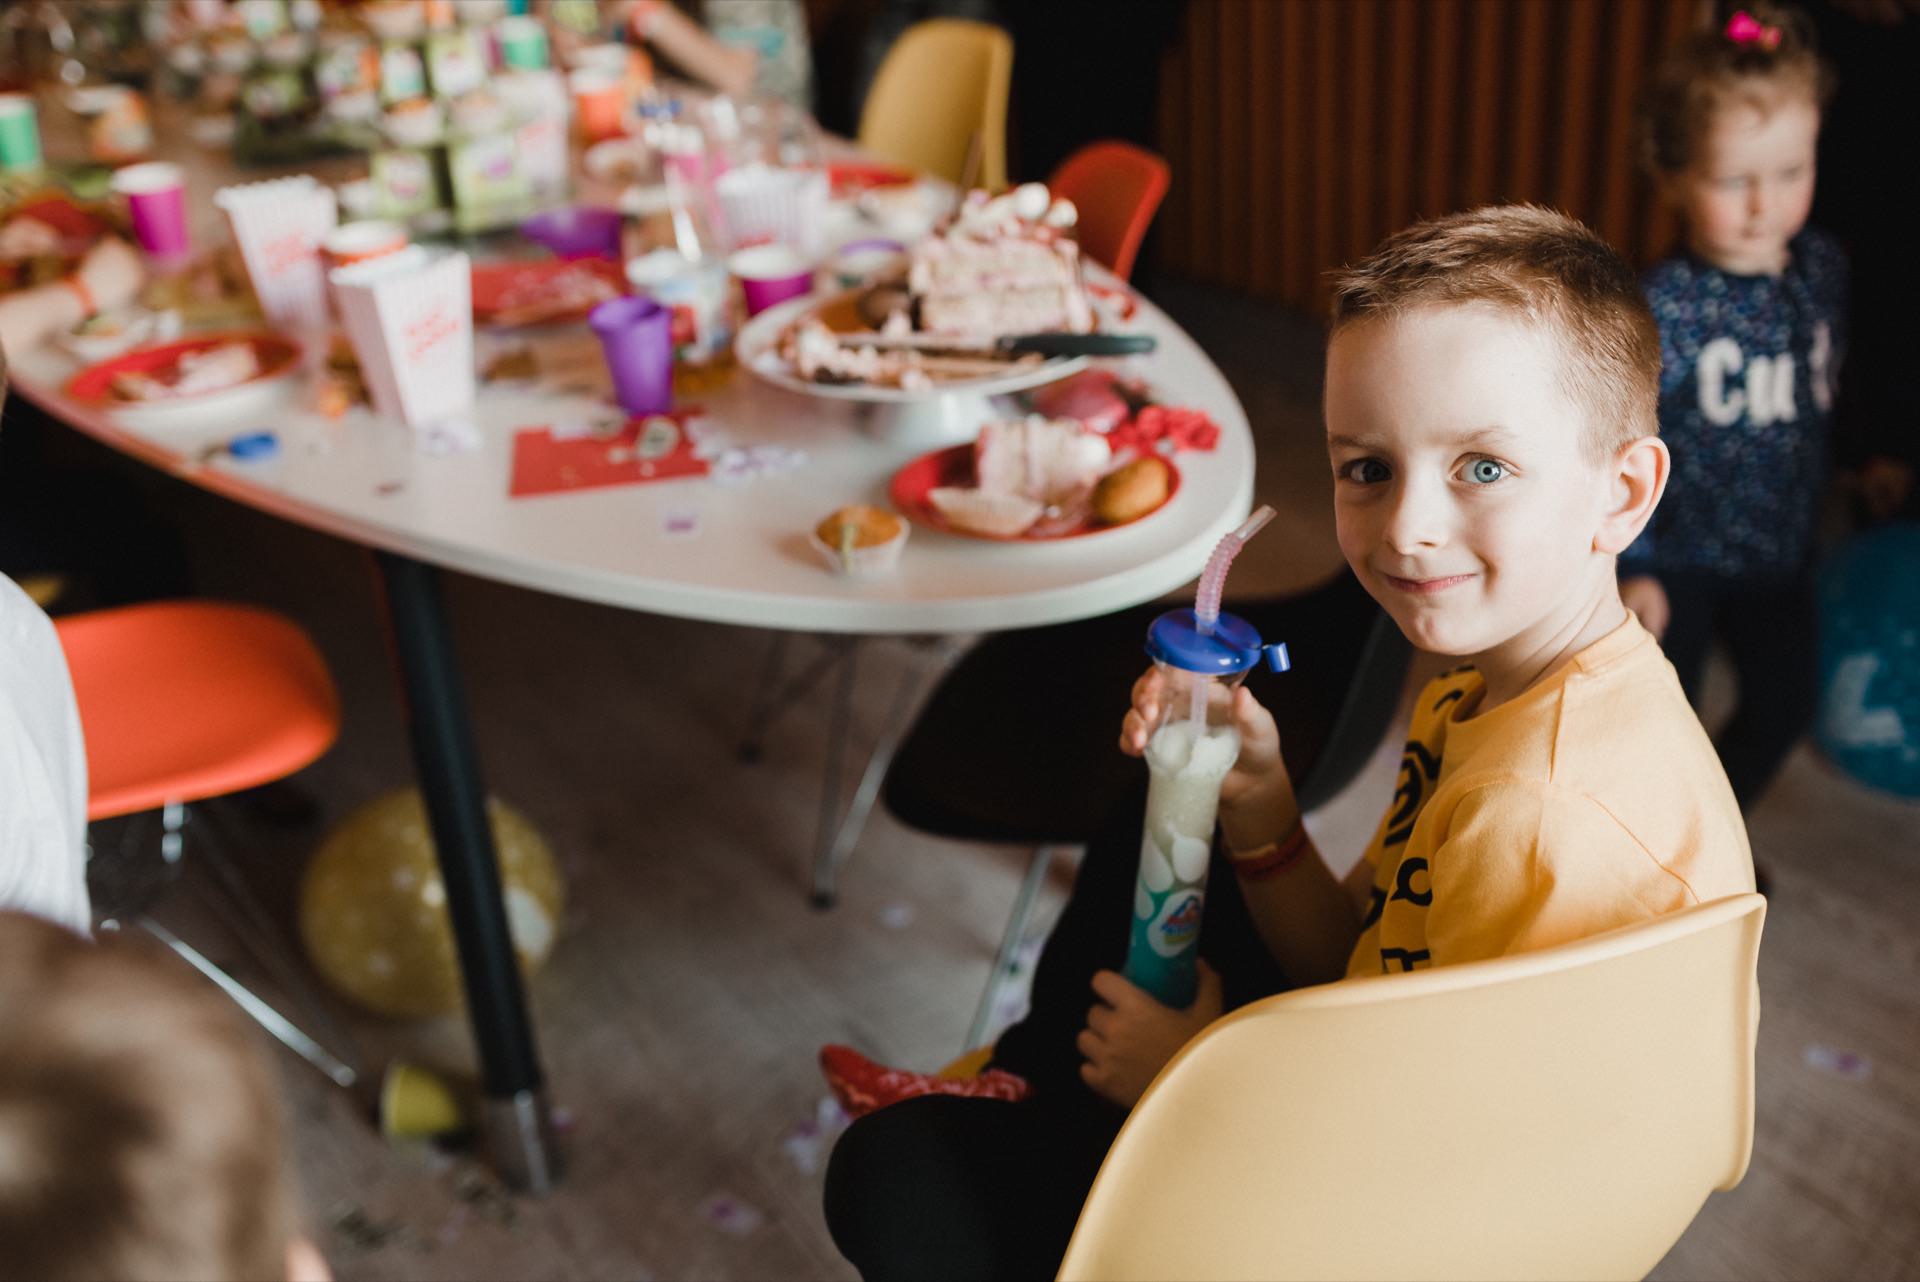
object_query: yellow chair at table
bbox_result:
[857,18,1012,191]
[1056,893,1767,1282]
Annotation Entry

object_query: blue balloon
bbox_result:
[1816,523,1920,798]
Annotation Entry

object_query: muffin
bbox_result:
[810,505,908,577]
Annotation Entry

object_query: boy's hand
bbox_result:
[1077,963,1224,1109]
[1120,667,1288,810]
[1620,575,1670,640]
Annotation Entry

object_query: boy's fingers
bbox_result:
[1091,968,1146,1009]
[1085,1004,1114,1037]
[1075,1028,1104,1062]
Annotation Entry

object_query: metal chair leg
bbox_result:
[133,916,360,1089]
[189,804,366,1074]
[812,636,965,910]
[811,639,861,908]
[736,631,792,763]
[966,843,1069,1051]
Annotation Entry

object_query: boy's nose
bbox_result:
[1382,480,1449,552]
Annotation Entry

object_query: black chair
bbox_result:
[882,569,1411,1045]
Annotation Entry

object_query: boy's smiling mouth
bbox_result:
[1380,571,1477,595]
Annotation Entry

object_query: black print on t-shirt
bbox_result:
[1379,947,1432,972]
[1431,687,1465,713]
[1383,741,1441,848]
[1360,884,1387,931]
[1390,856,1432,906]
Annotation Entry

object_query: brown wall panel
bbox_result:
[1156,0,1704,313]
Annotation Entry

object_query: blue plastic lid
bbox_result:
[1145,609,1292,676]
[227,431,279,461]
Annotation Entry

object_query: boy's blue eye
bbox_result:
[1464,458,1507,485]
[1342,459,1390,484]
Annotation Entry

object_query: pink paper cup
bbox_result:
[729,244,815,318]
[111,161,190,263]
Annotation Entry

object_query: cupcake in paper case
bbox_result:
[810,505,908,578]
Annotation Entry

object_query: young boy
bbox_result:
[0,910,332,1282]
[0,345,91,936]
[823,205,1757,1280]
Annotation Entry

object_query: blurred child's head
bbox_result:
[1324,205,1666,662]
[1642,5,1832,275]
[0,912,329,1282]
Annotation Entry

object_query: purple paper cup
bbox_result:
[589,296,673,416]
[521,206,623,261]
[111,162,190,263]
[729,244,815,318]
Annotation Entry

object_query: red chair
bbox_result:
[56,601,357,1086]
[1048,141,1172,282]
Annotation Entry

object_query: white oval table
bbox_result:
[7,170,1252,1194]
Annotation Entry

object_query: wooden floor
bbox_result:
[94,277,1919,1280]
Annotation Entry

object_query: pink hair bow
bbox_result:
[1725,10,1782,49]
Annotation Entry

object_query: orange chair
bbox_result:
[1048,141,1171,282]
[56,601,357,1086]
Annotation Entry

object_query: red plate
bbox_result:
[470,257,627,326]
[889,444,1180,541]
[827,161,917,197]
[63,332,302,407]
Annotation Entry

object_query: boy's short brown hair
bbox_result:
[0,912,295,1282]
[1328,204,1661,461]
[1640,2,1832,175]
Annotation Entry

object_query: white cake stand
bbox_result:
[733,289,1089,450]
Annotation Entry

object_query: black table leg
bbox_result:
[374,551,558,1193]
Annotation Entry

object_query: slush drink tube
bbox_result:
[1124,714,1241,1006]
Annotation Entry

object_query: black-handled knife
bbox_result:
[997,332,1157,358]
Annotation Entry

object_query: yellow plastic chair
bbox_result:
[1057,894,1767,1282]
[857,19,1012,191]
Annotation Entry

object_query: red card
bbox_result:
[509,408,709,498]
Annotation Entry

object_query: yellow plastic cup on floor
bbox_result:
[380,1062,465,1139]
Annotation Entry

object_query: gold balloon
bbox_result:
[299,790,565,1019]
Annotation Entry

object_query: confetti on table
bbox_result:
[421,416,481,455]
[663,507,702,538]
[1804,1044,1873,1080]
[710,445,808,486]
[698,1192,766,1236]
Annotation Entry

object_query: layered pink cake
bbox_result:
[909,183,1092,339]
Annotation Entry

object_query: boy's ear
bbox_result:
[1594,435,1669,555]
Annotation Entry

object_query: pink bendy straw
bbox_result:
[1188,505,1278,725]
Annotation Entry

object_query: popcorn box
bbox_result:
[714,163,827,255]
[214,175,338,334]
[330,247,475,429]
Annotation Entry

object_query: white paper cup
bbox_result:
[323,218,408,269]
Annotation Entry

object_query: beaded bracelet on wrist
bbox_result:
[1230,817,1309,880]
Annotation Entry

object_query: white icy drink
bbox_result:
[1123,709,1242,1007]
[1119,507,1286,1007]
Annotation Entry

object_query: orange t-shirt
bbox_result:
[1346,616,1755,978]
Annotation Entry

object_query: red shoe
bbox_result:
[819,1044,1034,1119]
